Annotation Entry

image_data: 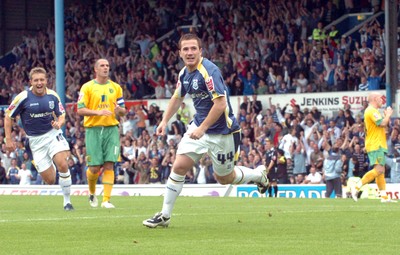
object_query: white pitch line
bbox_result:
[1,206,397,224]
[0,215,134,223]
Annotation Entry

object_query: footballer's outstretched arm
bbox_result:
[156,96,184,136]
[4,115,16,151]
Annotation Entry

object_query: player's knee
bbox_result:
[44,178,56,185]
[56,163,69,173]
[375,165,385,175]
[215,174,233,185]
[88,166,101,174]
[41,167,57,184]
[218,179,230,185]
[173,169,187,176]
[171,164,191,176]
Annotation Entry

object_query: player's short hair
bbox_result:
[29,67,47,80]
[94,58,109,69]
[178,33,202,50]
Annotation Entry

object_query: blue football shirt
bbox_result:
[5,88,65,136]
[173,58,240,135]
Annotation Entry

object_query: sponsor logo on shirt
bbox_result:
[77,93,84,102]
[59,102,65,112]
[7,104,16,111]
[206,77,214,91]
[190,92,209,100]
[29,112,53,118]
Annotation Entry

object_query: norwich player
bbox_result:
[77,59,126,208]
[351,92,396,202]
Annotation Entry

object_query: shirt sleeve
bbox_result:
[173,69,186,99]
[372,109,383,126]
[5,91,28,118]
[77,84,89,109]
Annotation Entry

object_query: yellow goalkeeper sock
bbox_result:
[102,170,114,202]
[86,168,99,195]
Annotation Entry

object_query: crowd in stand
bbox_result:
[1,0,398,187]
[0,0,388,101]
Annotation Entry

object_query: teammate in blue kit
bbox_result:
[143,33,269,228]
[4,67,73,211]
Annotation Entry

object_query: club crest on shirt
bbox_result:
[373,112,380,120]
[192,79,198,90]
[49,101,54,109]
[206,77,214,91]
[109,88,114,93]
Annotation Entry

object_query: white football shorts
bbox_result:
[27,128,70,173]
[177,122,240,177]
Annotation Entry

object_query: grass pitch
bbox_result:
[1,195,400,255]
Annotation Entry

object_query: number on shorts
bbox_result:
[217,151,234,165]
[56,134,64,141]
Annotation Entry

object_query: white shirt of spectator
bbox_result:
[18,168,32,185]
[123,145,135,160]
[296,77,308,93]
[122,119,133,135]
[1,152,15,173]
[165,83,174,98]
[305,171,322,184]
[304,143,314,166]
[279,134,298,159]
[358,46,371,55]
[114,30,126,49]
[328,126,341,140]
[300,119,318,140]
[137,146,147,157]
[155,85,166,99]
